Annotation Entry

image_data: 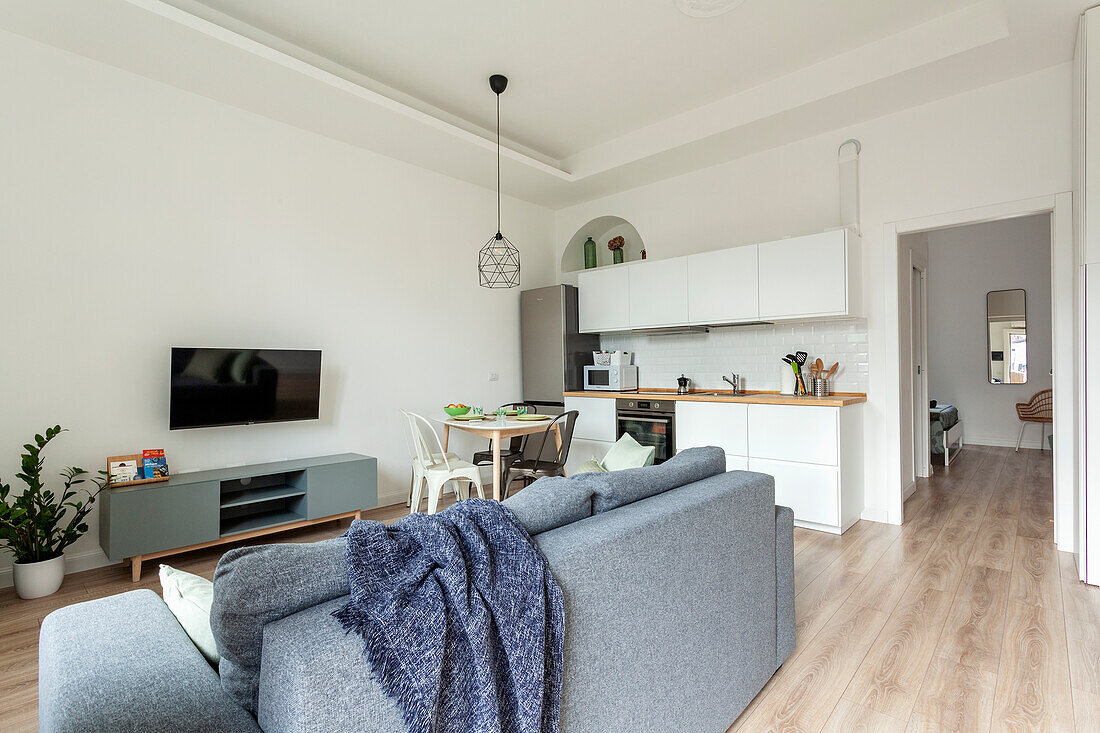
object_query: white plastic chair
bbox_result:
[400,410,485,514]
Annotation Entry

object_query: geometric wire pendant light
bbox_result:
[478,73,520,288]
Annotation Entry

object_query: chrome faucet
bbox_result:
[722,373,741,395]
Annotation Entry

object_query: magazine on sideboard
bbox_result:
[107,450,170,487]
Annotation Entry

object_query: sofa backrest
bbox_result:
[532,469,779,733]
[502,446,725,533]
[211,537,348,714]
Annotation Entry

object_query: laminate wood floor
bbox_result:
[0,447,1094,732]
[729,445,1096,732]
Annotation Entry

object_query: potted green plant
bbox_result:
[0,426,108,599]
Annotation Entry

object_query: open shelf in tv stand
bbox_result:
[99,453,377,581]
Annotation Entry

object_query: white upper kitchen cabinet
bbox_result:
[577,265,631,333]
[687,245,759,324]
[757,230,861,320]
[628,257,689,328]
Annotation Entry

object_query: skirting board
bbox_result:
[0,548,114,589]
[964,434,1049,450]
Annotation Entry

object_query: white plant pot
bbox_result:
[13,555,66,599]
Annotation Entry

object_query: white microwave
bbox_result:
[583,364,639,392]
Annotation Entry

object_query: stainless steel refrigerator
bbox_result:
[520,285,600,412]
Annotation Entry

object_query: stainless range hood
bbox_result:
[627,321,772,336]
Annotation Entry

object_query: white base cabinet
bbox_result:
[675,400,864,534]
[565,438,614,476]
[747,404,864,534]
[565,396,618,442]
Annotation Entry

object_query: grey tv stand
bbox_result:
[99,453,377,581]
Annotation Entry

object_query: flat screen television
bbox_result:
[170,348,321,429]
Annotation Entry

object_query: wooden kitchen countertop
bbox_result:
[563,389,867,407]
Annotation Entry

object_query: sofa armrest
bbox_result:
[775,505,796,669]
[39,589,259,733]
[257,596,405,733]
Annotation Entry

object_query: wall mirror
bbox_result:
[986,288,1027,384]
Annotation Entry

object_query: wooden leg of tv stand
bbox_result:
[127,510,360,582]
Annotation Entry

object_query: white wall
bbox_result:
[555,63,1073,525]
[926,215,1053,448]
[598,319,869,394]
[0,30,557,584]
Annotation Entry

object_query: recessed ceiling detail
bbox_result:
[674,0,747,18]
[0,0,1085,209]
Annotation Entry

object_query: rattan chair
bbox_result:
[1014,389,1052,452]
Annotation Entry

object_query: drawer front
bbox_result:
[675,401,748,456]
[747,404,839,466]
[101,481,219,560]
[566,396,618,442]
[749,458,840,527]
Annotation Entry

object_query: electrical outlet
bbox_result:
[487,372,499,382]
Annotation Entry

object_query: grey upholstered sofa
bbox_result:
[39,447,795,733]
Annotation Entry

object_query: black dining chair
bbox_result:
[472,402,537,490]
[501,411,579,500]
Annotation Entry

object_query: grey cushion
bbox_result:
[585,445,726,513]
[502,474,595,534]
[211,537,349,714]
[533,469,779,732]
[774,504,796,669]
[39,589,260,733]
[258,597,406,733]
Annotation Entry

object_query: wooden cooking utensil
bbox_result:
[825,362,839,380]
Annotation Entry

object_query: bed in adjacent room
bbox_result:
[930,403,963,467]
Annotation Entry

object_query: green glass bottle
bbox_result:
[583,236,597,269]
[613,247,624,264]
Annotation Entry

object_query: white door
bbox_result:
[912,266,929,478]
[578,266,631,333]
[687,245,759,324]
[758,231,849,319]
[628,257,689,328]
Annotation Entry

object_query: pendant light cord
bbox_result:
[496,92,501,236]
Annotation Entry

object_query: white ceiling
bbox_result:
[165,0,983,160]
[0,0,1088,207]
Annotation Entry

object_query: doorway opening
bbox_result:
[900,214,1053,482]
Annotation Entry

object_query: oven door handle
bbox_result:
[617,416,672,424]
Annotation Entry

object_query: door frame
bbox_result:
[910,262,930,479]
[884,193,1078,560]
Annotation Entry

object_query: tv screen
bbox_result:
[170,348,321,429]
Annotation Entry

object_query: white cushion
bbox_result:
[159,564,219,664]
[601,433,657,471]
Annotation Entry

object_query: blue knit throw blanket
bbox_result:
[333,499,564,733]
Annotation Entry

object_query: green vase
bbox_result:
[583,237,597,269]
[613,247,624,265]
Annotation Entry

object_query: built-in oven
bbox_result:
[616,397,675,465]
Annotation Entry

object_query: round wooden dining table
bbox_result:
[435,415,564,501]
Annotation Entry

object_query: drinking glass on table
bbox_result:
[517,405,528,416]
[496,407,507,421]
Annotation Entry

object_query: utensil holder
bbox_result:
[811,378,830,397]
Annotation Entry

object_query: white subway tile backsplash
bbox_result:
[599,319,869,393]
